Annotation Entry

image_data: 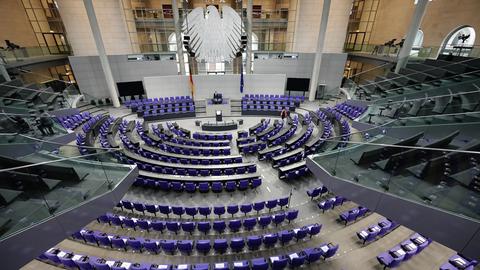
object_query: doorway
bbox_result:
[42,33,69,54]
[345,32,366,51]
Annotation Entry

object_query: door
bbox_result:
[162,5,173,19]
[253,5,262,18]
[42,33,69,54]
[345,32,366,51]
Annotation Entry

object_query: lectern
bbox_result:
[216,110,222,122]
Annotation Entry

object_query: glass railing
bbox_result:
[0,80,80,120]
[0,113,69,143]
[132,8,174,20]
[310,122,480,221]
[372,75,480,105]
[0,134,134,242]
[344,43,480,59]
[0,46,71,65]
[252,9,290,20]
[344,55,480,103]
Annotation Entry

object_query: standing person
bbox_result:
[39,110,55,135]
[280,108,288,123]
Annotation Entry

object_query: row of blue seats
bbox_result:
[317,196,347,212]
[157,143,232,156]
[356,218,399,245]
[339,206,369,225]
[241,100,296,107]
[40,242,338,270]
[139,148,240,165]
[117,197,290,218]
[334,102,367,119]
[57,111,91,129]
[98,210,299,233]
[243,94,305,102]
[316,109,334,139]
[117,152,256,177]
[135,102,194,110]
[170,137,230,147]
[99,118,117,149]
[440,254,478,270]
[302,112,312,125]
[72,223,320,253]
[165,122,191,138]
[377,233,432,269]
[125,96,192,107]
[193,132,233,141]
[241,142,267,154]
[258,121,284,142]
[287,124,314,151]
[280,164,310,180]
[81,114,106,134]
[270,124,297,147]
[133,177,262,193]
[252,119,271,135]
[306,185,329,200]
[242,105,292,112]
[143,107,195,116]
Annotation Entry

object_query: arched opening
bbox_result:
[413,30,424,49]
[440,26,476,57]
[168,32,190,74]
[410,29,424,56]
[168,32,178,52]
[252,32,259,51]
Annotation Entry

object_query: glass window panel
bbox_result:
[26,9,36,21]
[22,0,32,8]
[31,21,41,32]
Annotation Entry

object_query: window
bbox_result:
[440,26,476,57]
[412,30,424,49]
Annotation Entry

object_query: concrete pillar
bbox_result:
[395,0,429,73]
[308,0,331,101]
[172,0,186,75]
[246,0,253,74]
[83,0,120,107]
[0,64,11,81]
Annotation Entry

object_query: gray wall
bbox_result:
[253,52,348,97]
[70,52,347,100]
[144,74,286,100]
[69,55,178,100]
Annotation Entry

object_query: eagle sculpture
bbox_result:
[183,5,244,63]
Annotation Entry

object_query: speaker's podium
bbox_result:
[206,92,231,117]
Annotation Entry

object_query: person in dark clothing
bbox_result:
[280,108,288,123]
[12,115,30,133]
[39,110,54,135]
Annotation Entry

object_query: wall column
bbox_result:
[246,0,253,74]
[172,0,186,75]
[308,0,331,101]
[395,0,429,73]
[83,0,120,107]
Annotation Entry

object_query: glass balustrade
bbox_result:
[0,136,134,242]
[344,44,480,59]
[0,46,71,65]
[311,125,480,222]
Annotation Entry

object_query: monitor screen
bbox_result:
[286,78,310,92]
[116,81,145,97]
